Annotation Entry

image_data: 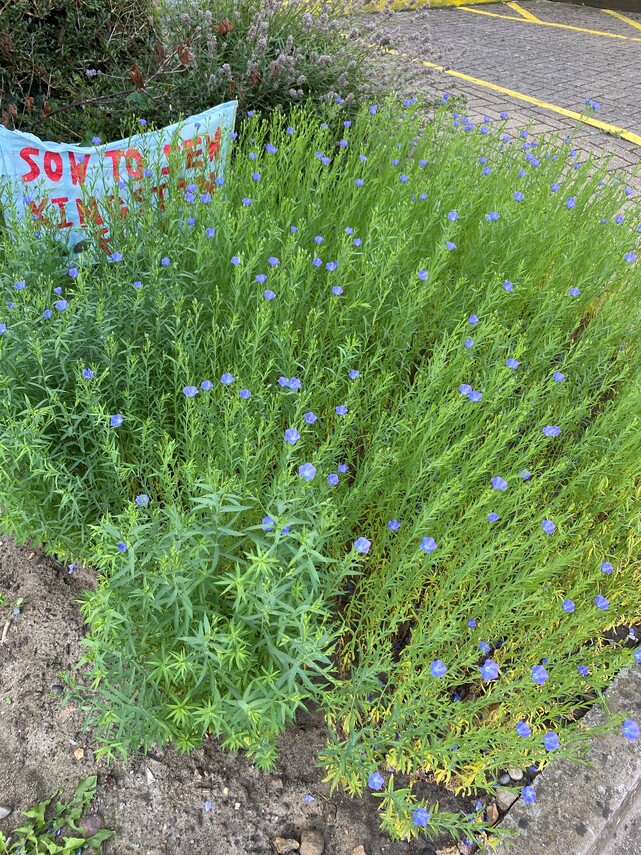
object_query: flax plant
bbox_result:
[1,96,640,843]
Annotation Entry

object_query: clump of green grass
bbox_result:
[0,97,640,845]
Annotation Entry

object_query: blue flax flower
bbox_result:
[304,412,317,425]
[117,541,127,552]
[514,192,524,202]
[488,512,499,523]
[264,290,276,300]
[430,659,447,678]
[492,477,507,491]
[506,358,519,370]
[503,281,513,292]
[418,270,428,280]
[413,808,430,828]
[622,720,640,741]
[349,369,360,379]
[467,618,477,628]
[542,732,560,751]
[465,339,474,349]
[469,314,478,325]
[327,474,339,486]
[262,516,274,531]
[522,787,536,804]
[368,772,384,791]
[486,211,500,221]
[240,389,251,399]
[447,211,458,221]
[299,463,316,481]
[562,599,575,613]
[110,414,124,427]
[183,386,198,398]
[201,380,213,391]
[354,537,371,554]
[135,494,149,507]
[542,519,556,534]
[388,520,401,531]
[336,405,348,416]
[82,368,93,379]
[601,561,613,574]
[553,371,565,382]
[469,391,483,402]
[569,287,580,296]
[595,595,609,610]
[479,641,491,654]
[532,665,549,685]
[221,373,234,385]
[516,721,531,738]
[480,660,499,681]
[543,426,561,437]
[284,428,300,444]
[420,537,437,553]
[577,665,589,676]
[338,463,349,473]
[446,241,457,250]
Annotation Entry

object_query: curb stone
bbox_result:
[492,666,641,855]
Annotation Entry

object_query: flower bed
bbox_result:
[1,96,640,845]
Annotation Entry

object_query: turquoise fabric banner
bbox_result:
[0,100,237,250]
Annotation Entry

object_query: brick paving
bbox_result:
[364,0,641,187]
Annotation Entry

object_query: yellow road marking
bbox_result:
[505,2,540,22]
[458,5,641,40]
[602,9,641,33]
[379,47,641,148]
[458,6,533,20]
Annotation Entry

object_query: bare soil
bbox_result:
[0,532,470,855]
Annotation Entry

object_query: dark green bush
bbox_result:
[0,0,160,141]
[0,0,377,143]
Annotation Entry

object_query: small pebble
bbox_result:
[79,813,104,837]
[498,773,511,785]
[351,847,368,855]
[51,684,64,696]
[508,768,524,781]
[0,806,12,821]
[496,787,518,812]
[272,838,300,854]
[300,828,325,855]
[485,802,499,824]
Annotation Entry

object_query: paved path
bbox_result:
[366,0,641,184]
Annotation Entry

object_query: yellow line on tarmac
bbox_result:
[505,2,540,22]
[458,5,641,40]
[602,9,641,33]
[458,6,532,20]
[380,47,641,148]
